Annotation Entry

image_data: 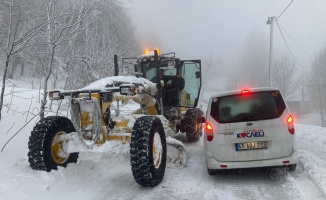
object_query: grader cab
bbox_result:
[122,50,204,142]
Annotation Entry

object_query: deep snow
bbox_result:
[0,80,325,200]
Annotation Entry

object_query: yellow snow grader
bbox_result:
[27,50,204,187]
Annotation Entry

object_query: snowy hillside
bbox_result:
[0,82,326,200]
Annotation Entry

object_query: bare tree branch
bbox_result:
[272,55,301,100]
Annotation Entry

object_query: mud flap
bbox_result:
[166,137,188,167]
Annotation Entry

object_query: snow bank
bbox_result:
[296,123,326,196]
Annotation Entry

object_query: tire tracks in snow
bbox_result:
[73,135,325,200]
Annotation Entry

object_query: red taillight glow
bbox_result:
[240,90,250,94]
[206,123,213,130]
[205,122,214,141]
[283,160,290,164]
[287,115,295,134]
[220,165,227,168]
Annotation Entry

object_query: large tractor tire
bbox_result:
[130,116,167,187]
[28,116,78,172]
[184,108,204,142]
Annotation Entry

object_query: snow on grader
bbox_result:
[27,50,205,187]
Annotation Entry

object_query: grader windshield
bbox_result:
[180,60,201,107]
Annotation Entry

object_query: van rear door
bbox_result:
[209,90,295,162]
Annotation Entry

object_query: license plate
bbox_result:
[235,141,268,151]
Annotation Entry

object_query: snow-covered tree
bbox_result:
[307,46,326,127]
[271,55,301,100]
[55,0,139,89]
[0,0,50,120]
[35,0,89,120]
[0,0,140,120]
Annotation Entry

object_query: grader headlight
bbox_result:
[48,90,64,100]
[120,84,137,96]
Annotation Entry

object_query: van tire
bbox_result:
[286,164,297,171]
[207,168,218,175]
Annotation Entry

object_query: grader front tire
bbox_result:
[130,116,167,187]
[28,116,78,172]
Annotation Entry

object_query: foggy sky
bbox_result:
[126,0,326,95]
[127,0,326,65]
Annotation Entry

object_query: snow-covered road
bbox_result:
[160,135,325,200]
[1,127,325,200]
[0,84,325,200]
[115,132,325,200]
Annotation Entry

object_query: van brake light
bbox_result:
[206,123,213,130]
[240,90,250,94]
[287,115,295,134]
[205,122,214,141]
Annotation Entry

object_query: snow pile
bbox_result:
[295,124,326,196]
[166,136,187,167]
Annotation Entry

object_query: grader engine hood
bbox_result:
[80,76,158,106]
[46,75,188,176]
[81,76,157,96]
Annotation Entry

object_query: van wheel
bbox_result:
[207,168,218,175]
[184,108,203,142]
[28,116,78,172]
[130,116,167,187]
[286,164,297,171]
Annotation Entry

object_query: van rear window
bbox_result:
[210,90,286,123]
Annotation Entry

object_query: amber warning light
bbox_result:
[143,49,161,55]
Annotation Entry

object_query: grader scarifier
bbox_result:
[27,50,204,187]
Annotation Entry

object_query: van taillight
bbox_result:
[205,122,214,141]
[240,89,250,94]
[287,115,295,134]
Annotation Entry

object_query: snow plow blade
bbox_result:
[166,137,187,167]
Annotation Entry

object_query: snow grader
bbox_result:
[27,50,204,187]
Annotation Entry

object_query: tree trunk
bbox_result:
[20,61,24,76]
[0,54,11,120]
[39,46,55,120]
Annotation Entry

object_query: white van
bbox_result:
[204,87,298,174]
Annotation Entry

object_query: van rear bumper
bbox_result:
[206,151,298,170]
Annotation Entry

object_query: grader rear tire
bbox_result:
[130,116,167,187]
[28,116,78,172]
[184,108,203,142]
